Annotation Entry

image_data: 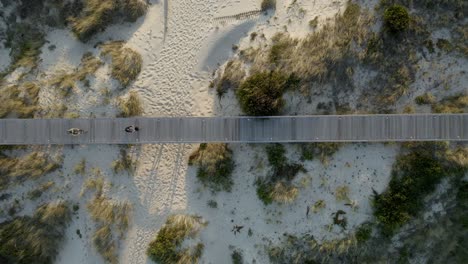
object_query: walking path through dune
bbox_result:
[121,1,221,263]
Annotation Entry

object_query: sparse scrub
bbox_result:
[5,23,45,71]
[81,177,105,197]
[256,144,305,205]
[432,94,467,113]
[436,38,453,52]
[74,158,87,175]
[87,195,132,264]
[117,91,143,117]
[216,60,245,97]
[69,0,148,41]
[0,152,60,190]
[147,214,207,264]
[112,148,136,175]
[261,0,276,11]
[101,41,142,87]
[49,53,102,97]
[335,186,350,202]
[415,92,435,105]
[27,181,55,200]
[309,16,319,28]
[231,249,244,264]
[0,202,71,264]
[312,200,326,213]
[383,5,410,33]
[189,143,235,192]
[300,142,342,164]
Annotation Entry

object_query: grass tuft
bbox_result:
[189,143,235,192]
[147,214,207,264]
[117,91,143,117]
[112,148,136,175]
[101,41,143,87]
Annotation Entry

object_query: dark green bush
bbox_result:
[384,5,410,33]
[236,71,289,116]
[261,0,276,11]
[0,202,71,264]
[373,145,451,235]
[355,223,372,243]
[256,179,274,205]
[189,144,235,192]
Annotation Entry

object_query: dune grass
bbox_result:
[216,59,245,97]
[189,143,235,192]
[0,152,60,190]
[432,94,468,113]
[74,158,87,175]
[300,142,342,164]
[256,144,305,205]
[117,91,143,117]
[101,41,143,87]
[0,202,71,264]
[87,195,132,264]
[0,82,41,118]
[147,214,207,264]
[48,53,102,97]
[112,148,136,175]
[27,181,55,200]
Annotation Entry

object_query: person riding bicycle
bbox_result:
[67,128,85,136]
[125,126,139,133]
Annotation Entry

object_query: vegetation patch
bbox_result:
[27,181,55,200]
[432,94,468,113]
[189,143,235,192]
[87,195,132,264]
[236,71,293,116]
[0,82,41,118]
[101,41,143,87]
[0,152,60,191]
[69,0,148,42]
[300,142,342,164]
[48,53,103,97]
[117,91,143,117]
[256,144,305,205]
[112,148,136,175]
[216,60,245,97]
[414,92,435,105]
[383,5,410,33]
[261,0,276,11]
[373,142,465,235]
[0,202,71,264]
[147,214,207,264]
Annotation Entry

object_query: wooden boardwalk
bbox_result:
[0,114,467,145]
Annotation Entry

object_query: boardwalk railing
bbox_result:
[0,114,466,145]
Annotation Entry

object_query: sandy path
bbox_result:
[122,0,221,263]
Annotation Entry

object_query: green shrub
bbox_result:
[0,202,71,264]
[236,71,289,116]
[232,249,244,264]
[300,143,342,164]
[189,143,235,192]
[261,0,276,11]
[373,144,456,235]
[101,41,142,87]
[256,179,274,205]
[436,38,453,52]
[414,92,435,105]
[117,91,143,117]
[216,60,245,97]
[355,223,372,243]
[147,215,206,264]
[266,143,287,169]
[384,5,410,33]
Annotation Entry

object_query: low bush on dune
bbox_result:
[256,144,305,205]
[69,0,148,42]
[101,41,143,87]
[300,142,343,164]
[236,71,293,116]
[0,152,61,190]
[189,143,235,192]
[0,202,71,264]
[373,143,466,235]
[147,214,206,264]
[117,91,143,117]
[383,5,410,33]
[261,0,276,11]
